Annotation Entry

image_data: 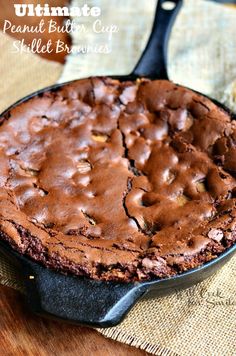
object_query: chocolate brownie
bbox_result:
[0,78,235,281]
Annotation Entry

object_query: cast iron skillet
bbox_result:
[0,0,236,327]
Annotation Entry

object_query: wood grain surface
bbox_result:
[0,285,149,356]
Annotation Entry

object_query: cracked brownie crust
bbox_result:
[0,78,235,281]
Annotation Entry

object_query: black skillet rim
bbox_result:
[0,76,236,287]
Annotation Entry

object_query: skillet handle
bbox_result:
[22,259,147,327]
[132,0,182,79]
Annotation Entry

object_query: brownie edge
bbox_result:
[0,77,235,282]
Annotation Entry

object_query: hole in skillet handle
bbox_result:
[161,1,177,10]
[132,0,183,80]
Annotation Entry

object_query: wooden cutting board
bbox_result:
[0,285,149,356]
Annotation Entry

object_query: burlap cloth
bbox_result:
[0,1,236,355]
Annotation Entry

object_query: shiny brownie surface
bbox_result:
[0,78,235,281]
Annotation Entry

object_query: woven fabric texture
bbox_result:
[0,31,62,113]
[60,0,236,104]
